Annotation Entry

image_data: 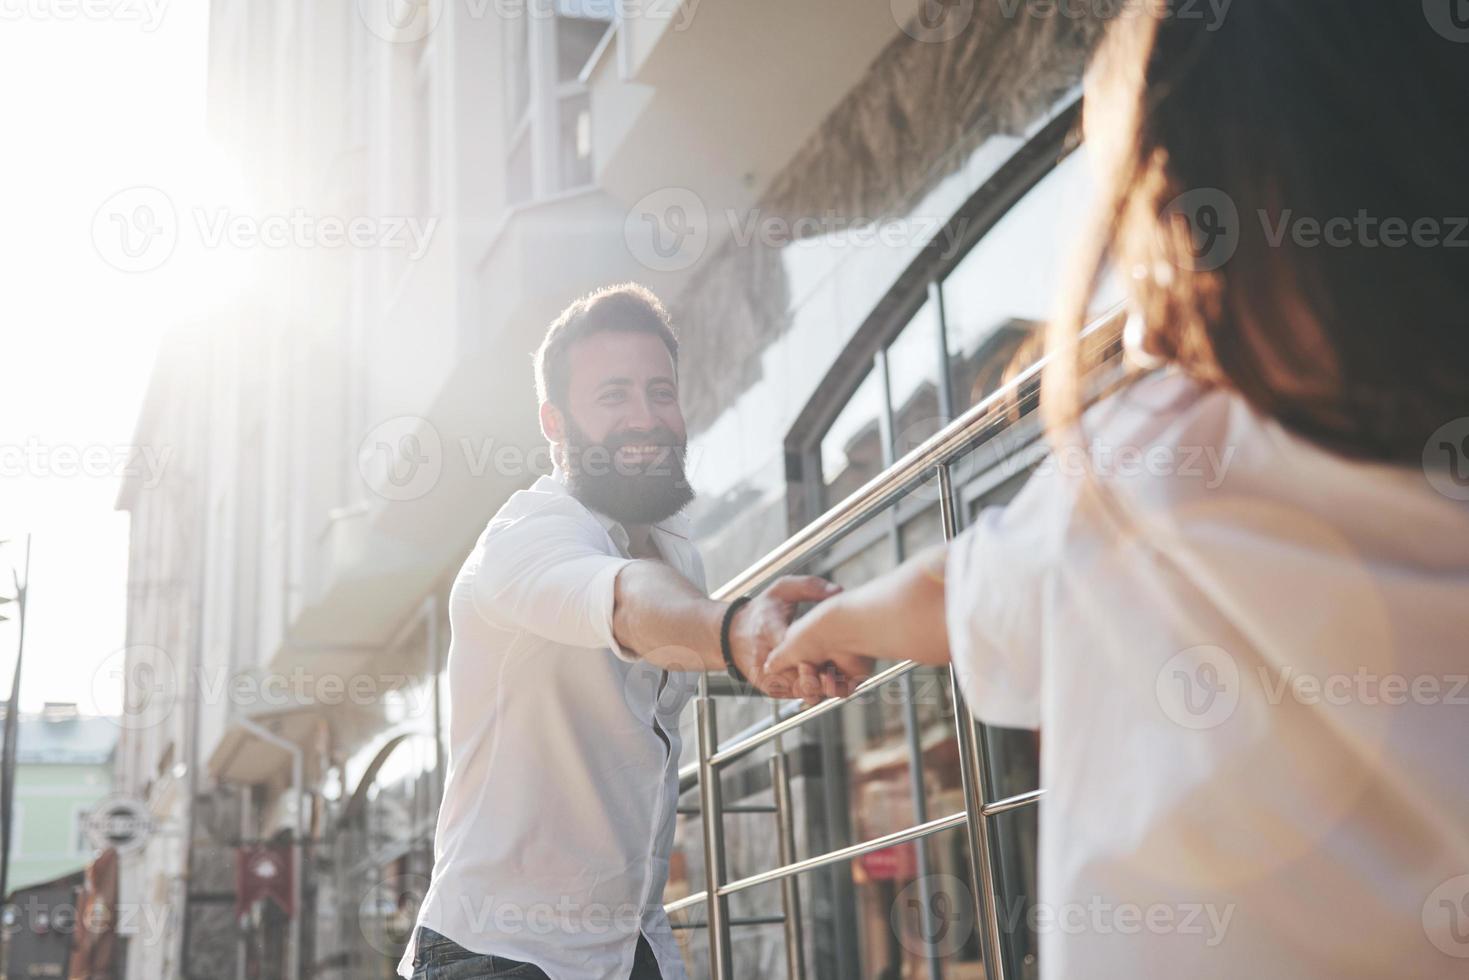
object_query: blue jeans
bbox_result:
[409,926,663,980]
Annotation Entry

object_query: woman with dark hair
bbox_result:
[767,5,1469,977]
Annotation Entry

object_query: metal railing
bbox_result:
[681,307,1130,980]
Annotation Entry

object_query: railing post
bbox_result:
[769,727,806,980]
[697,695,734,980]
[937,464,1010,980]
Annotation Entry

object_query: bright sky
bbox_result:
[0,2,210,714]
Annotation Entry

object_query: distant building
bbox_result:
[4,704,117,894]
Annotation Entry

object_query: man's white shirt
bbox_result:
[398,474,704,980]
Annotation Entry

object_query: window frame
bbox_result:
[784,101,1085,534]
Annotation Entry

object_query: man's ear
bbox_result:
[539,400,565,444]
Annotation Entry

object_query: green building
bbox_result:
[5,704,118,892]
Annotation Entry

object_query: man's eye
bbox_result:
[599,391,626,404]
[652,387,676,402]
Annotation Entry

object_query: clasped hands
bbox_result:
[726,575,876,706]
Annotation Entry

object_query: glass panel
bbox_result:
[886,298,946,457]
[505,10,529,131]
[506,127,532,206]
[689,826,985,980]
[556,13,612,83]
[993,806,1042,980]
[557,90,593,190]
[943,148,1126,415]
[820,366,884,510]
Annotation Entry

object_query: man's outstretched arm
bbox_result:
[612,560,839,696]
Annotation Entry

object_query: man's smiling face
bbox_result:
[550,328,694,525]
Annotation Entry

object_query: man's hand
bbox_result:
[762,594,878,705]
[726,576,841,700]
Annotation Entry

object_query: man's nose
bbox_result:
[620,393,658,432]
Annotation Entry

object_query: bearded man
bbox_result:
[399,283,835,980]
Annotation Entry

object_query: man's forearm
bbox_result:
[611,559,727,671]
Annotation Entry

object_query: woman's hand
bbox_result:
[763,594,878,705]
[763,544,954,705]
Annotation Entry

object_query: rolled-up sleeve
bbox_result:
[468,503,637,659]
[944,464,1074,731]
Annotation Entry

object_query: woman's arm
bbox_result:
[764,543,953,702]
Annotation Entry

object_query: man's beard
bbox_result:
[562,419,695,526]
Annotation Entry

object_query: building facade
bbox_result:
[3,706,117,897]
[116,2,1123,978]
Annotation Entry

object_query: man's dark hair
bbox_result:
[533,283,679,408]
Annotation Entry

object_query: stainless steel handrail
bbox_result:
[719,811,969,897]
[691,305,1128,980]
[706,307,1126,605]
[662,785,1047,916]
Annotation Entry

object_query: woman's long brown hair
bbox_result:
[1045,3,1469,464]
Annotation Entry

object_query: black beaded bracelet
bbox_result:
[719,596,753,685]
